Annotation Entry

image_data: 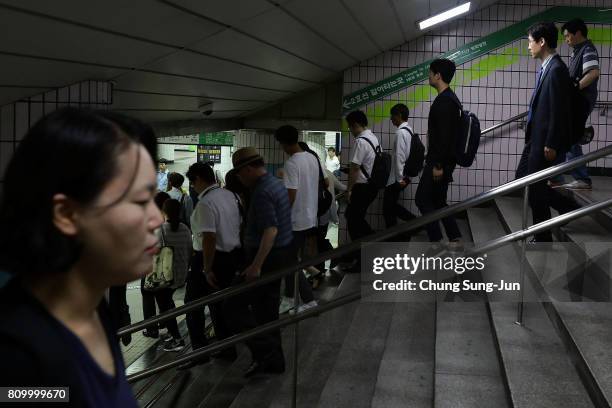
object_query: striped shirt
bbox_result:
[569,39,599,109]
[244,173,293,250]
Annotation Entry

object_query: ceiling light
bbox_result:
[418,2,471,30]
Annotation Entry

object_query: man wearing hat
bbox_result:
[157,158,169,192]
[223,147,294,377]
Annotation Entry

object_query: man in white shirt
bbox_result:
[181,162,243,368]
[157,158,169,192]
[167,172,193,227]
[325,147,341,176]
[383,104,417,239]
[345,110,380,244]
[275,125,318,312]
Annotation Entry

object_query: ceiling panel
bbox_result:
[113,109,250,122]
[0,54,123,88]
[393,0,501,40]
[282,0,379,62]
[0,0,227,46]
[191,29,331,81]
[143,52,314,92]
[0,8,175,69]
[167,0,290,27]
[114,71,292,102]
[112,110,203,123]
[238,8,354,72]
[342,0,404,52]
[111,91,265,112]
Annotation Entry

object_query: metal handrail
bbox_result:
[127,291,361,382]
[481,112,527,136]
[127,196,612,383]
[480,101,611,137]
[117,141,612,337]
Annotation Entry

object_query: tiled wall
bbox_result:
[339,0,612,244]
[0,81,112,195]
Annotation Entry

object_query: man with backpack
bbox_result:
[549,18,600,191]
[383,103,419,239]
[415,58,462,249]
[167,172,193,228]
[346,110,388,246]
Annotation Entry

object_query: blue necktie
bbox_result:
[527,68,543,123]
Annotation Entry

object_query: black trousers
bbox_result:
[224,246,293,367]
[315,224,333,272]
[415,165,461,242]
[185,249,241,350]
[383,182,417,238]
[345,183,379,241]
[516,142,580,241]
[284,229,315,302]
[140,279,181,339]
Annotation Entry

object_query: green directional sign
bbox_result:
[342,6,612,113]
[199,132,234,146]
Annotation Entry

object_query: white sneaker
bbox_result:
[562,180,592,190]
[279,297,296,314]
[296,300,318,314]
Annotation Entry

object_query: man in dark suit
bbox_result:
[516,22,579,242]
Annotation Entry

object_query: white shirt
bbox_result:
[387,122,413,186]
[283,151,320,231]
[167,187,183,201]
[325,155,340,172]
[351,129,380,184]
[190,185,241,252]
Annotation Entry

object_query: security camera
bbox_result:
[198,100,213,116]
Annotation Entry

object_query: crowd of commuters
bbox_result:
[0,17,599,406]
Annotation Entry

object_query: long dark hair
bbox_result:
[0,108,157,276]
[162,199,181,232]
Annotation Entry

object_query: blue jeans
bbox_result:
[549,143,591,184]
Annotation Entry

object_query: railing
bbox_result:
[122,111,612,408]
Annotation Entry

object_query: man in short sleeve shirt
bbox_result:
[181,162,242,368]
[551,18,600,190]
[345,110,380,243]
[223,147,294,377]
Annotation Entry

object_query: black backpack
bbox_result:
[400,126,425,178]
[304,149,333,216]
[448,98,481,167]
[357,137,391,189]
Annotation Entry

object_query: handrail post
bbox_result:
[292,268,300,408]
[515,186,529,326]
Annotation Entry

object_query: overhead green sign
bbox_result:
[342,6,612,113]
[199,132,234,145]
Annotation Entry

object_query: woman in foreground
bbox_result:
[0,108,163,407]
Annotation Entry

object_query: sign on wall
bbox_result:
[199,132,234,146]
[198,145,222,163]
[341,6,612,113]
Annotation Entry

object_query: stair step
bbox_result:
[468,207,593,407]
[539,211,612,407]
[316,301,394,408]
[371,302,435,408]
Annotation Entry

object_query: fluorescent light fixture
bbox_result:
[418,2,471,30]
